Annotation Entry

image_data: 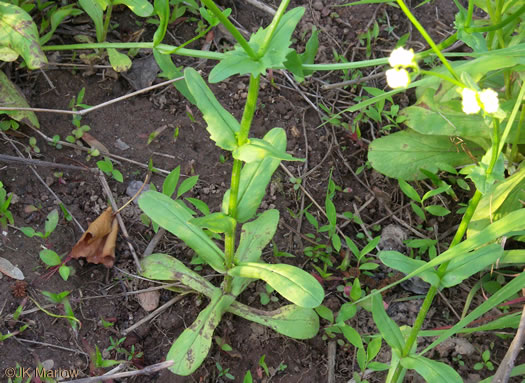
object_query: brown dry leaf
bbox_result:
[70,207,118,267]
[82,132,110,155]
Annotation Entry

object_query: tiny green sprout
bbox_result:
[219,154,227,164]
[20,209,59,239]
[474,349,494,371]
[214,336,233,352]
[39,248,71,281]
[100,317,115,328]
[97,158,123,183]
[28,136,40,153]
[259,355,269,377]
[215,362,235,380]
[173,126,180,140]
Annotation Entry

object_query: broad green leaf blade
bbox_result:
[422,270,525,355]
[44,209,59,236]
[162,166,180,198]
[153,0,169,46]
[231,210,280,296]
[0,70,39,129]
[184,67,239,151]
[39,249,61,266]
[228,302,319,339]
[379,251,439,287]
[78,0,104,42]
[177,175,199,198]
[139,191,226,273]
[113,0,154,17]
[368,130,483,180]
[398,179,421,203]
[468,167,525,238]
[300,27,319,76]
[107,48,132,72]
[371,293,405,352]
[441,244,503,288]
[190,212,236,234]
[233,138,304,163]
[59,265,70,281]
[141,253,218,297]
[222,128,285,222]
[0,2,47,69]
[400,355,462,383]
[228,262,324,308]
[167,290,235,375]
[340,325,363,348]
[209,8,304,83]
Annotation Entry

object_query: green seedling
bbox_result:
[258,355,269,377]
[20,209,59,239]
[40,290,80,332]
[215,362,234,380]
[474,349,495,371]
[259,284,278,305]
[97,158,123,183]
[0,181,14,231]
[39,248,71,281]
[93,345,121,368]
[398,179,452,222]
[342,236,380,272]
[100,317,115,328]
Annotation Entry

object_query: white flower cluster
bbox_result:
[461,88,499,115]
[385,47,417,89]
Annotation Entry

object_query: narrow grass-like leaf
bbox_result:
[233,138,304,163]
[139,191,225,272]
[229,262,324,308]
[153,0,169,46]
[78,0,104,42]
[379,251,439,286]
[371,293,404,351]
[113,0,154,17]
[163,166,180,198]
[177,175,199,198]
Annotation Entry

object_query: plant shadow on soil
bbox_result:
[0,1,522,382]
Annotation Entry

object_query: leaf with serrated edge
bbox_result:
[185,68,239,151]
[228,262,324,308]
[139,191,225,272]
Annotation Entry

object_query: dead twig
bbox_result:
[0,153,95,172]
[62,360,174,383]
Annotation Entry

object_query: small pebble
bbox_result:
[313,0,324,11]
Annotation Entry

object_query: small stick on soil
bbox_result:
[246,0,276,15]
[97,172,142,273]
[0,77,184,117]
[0,153,96,172]
[322,72,386,90]
[62,360,174,383]
[143,228,166,257]
[327,340,336,383]
[122,294,189,335]
[13,337,89,356]
[1,132,85,232]
[491,303,525,383]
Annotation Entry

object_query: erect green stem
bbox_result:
[418,70,463,88]
[396,0,459,81]
[101,4,113,42]
[391,116,501,380]
[257,0,291,58]
[223,75,261,293]
[200,0,257,59]
[465,0,474,28]
[465,4,525,32]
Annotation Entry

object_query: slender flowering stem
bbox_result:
[418,70,464,88]
[258,0,291,58]
[395,0,459,81]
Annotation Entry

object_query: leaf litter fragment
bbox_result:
[69,207,118,267]
[0,256,24,280]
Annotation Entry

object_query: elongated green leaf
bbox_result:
[422,270,525,355]
[398,179,421,203]
[184,68,239,151]
[228,303,319,339]
[379,251,439,287]
[177,175,199,198]
[0,2,47,69]
[163,166,180,198]
[141,253,217,296]
[0,70,39,129]
[228,262,324,308]
[40,249,61,266]
[209,8,304,83]
[400,355,462,383]
[371,293,404,352]
[139,191,225,272]
[441,244,503,287]
[190,212,236,234]
[152,49,194,103]
[468,167,525,238]
[107,48,131,72]
[364,209,525,301]
[113,0,154,17]
[368,129,483,180]
[233,137,303,163]
[44,209,58,236]
[167,290,234,375]
[232,210,280,295]
[153,0,169,46]
[78,0,104,42]
[40,5,83,45]
[222,128,285,222]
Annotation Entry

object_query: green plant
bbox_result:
[398,179,452,222]
[20,209,58,239]
[40,290,80,332]
[39,248,71,281]
[0,181,14,232]
[474,348,495,371]
[97,158,123,183]
[215,362,234,380]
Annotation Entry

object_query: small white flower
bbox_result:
[386,68,410,89]
[388,47,415,68]
[461,88,480,115]
[479,88,499,114]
